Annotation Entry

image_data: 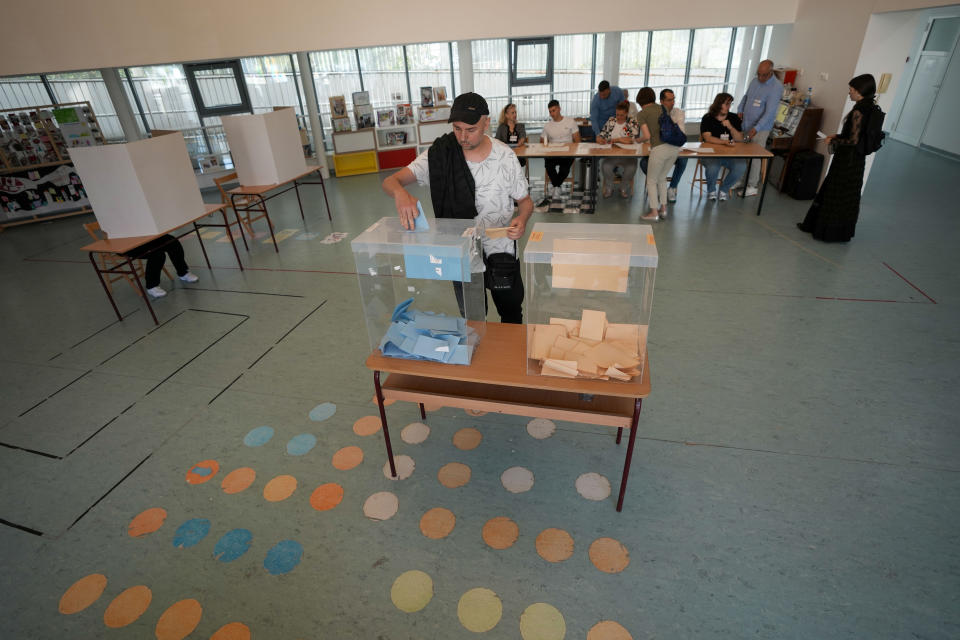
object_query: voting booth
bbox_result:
[352,217,485,365]
[522,223,658,382]
[221,107,307,186]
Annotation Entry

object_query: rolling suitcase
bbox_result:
[784,150,823,200]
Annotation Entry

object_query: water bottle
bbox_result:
[803,87,812,108]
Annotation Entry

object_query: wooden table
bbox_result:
[515,141,775,215]
[80,203,236,325]
[366,322,651,511]
[226,167,332,252]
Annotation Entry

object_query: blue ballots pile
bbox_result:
[378,297,478,365]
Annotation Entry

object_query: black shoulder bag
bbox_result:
[484,241,520,291]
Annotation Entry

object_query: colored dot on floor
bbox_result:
[308,402,337,422]
[519,602,566,640]
[437,462,471,488]
[264,540,303,575]
[588,620,633,640]
[210,622,251,640]
[59,573,107,614]
[400,422,430,444]
[310,483,344,511]
[535,528,575,563]
[221,467,256,495]
[128,507,167,538]
[185,459,219,485]
[526,418,556,439]
[332,445,364,470]
[589,537,630,574]
[457,587,502,633]
[383,455,415,480]
[172,518,211,549]
[371,394,396,407]
[453,427,483,450]
[243,426,274,447]
[213,529,253,563]
[103,585,152,628]
[482,517,520,550]
[363,491,399,521]
[419,507,456,539]
[390,570,434,613]
[422,402,443,412]
[575,472,612,501]
[263,475,297,502]
[154,598,202,640]
[501,466,535,493]
[464,408,487,416]
[353,416,381,436]
[286,433,317,456]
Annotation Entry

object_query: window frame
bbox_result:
[183,60,253,119]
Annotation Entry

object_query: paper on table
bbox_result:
[614,142,641,151]
[696,147,715,153]
[484,226,511,239]
[576,143,604,154]
[816,130,827,139]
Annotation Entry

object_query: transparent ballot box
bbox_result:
[522,222,658,381]
[352,217,485,365]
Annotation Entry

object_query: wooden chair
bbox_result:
[690,159,731,196]
[83,221,173,296]
[213,172,270,243]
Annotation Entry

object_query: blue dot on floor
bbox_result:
[308,402,336,422]
[213,529,253,562]
[286,434,317,456]
[173,518,211,549]
[244,426,275,447]
[264,540,303,575]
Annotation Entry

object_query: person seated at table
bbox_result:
[597,101,641,198]
[540,99,581,205]
[699,92,747,202]
[494,103,527,167]
[123,235,199,299]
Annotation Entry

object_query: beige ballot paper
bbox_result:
[551,239,631,293]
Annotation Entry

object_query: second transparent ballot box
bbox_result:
[351,217,485,365]
[522,223,658,381]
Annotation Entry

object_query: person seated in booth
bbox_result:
[123,235,199,299]
[698,92,747,202]
[596,100,641,198]
[494,103,527,167]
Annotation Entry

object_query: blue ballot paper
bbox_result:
[378,299,475,365]
[413,201,430,231]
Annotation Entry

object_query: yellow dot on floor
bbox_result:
[453,427,483,450]
[391,570,433,613]
[588,620,633,640]
[458,587,502,633]
[519,602,566,640]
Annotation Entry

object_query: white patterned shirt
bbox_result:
[408,136,529,262]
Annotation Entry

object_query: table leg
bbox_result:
[89,252,123,322]
[743,159,753,198]
[193,222,212,270]
[318,173,332,221]
[294,181,305,221]
[615,398,643,512]
[616,427,622,444]
[756,158,769,216]
[259,195,279,254]
[374,371,398,478]
[127,255,158,325]
[419,403,426,420]
[233,207,250,251]
[226,197,247,269]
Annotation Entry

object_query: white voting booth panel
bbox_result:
[69,133,205,238]
[222,108,307,186]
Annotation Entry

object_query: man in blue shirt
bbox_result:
[590,80,627,137]
[737,59,783,196]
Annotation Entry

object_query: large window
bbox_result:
[407,42,455,105]
[309,49,362,133]
[241,55,305,115]
[649,29,691,105]
[554,34,596,94]
[358,45,407,108]
[124,65,201,133]
[619,31,650,98]
[687,28,734,113]
[472,39,509,100]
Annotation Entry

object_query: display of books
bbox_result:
[355,104,375,129]
[388,131,407,145]
[332,117,352,133]
[377,108,396,127]
[433,86,448,104]
[329,96,347,119]
[352,91,370,106]
[420,86,434,108]
[419,106,451,123]
[396,103,413,125]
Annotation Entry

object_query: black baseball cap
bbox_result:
[448,92,489,124]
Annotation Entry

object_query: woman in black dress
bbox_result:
[798,74,878,242]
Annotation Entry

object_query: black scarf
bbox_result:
[427,132,477,220]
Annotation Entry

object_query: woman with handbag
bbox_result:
[635,87,681,221]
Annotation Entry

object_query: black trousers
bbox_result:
[545,157,574,187]
[124,234,189,288]
[453,273,524,324]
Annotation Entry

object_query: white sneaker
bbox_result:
[602,185,612,198]
[743,186,759,197]
[147,286,167,299]
[178,272,199,283]
[667,187,677,202]
[718,190,728,201]
[707,191,717,201]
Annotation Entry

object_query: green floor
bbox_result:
[1,140,958,639]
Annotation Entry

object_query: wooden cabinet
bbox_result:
[332,129,378,177]
[767,104,823,190]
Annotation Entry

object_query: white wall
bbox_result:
[767,24,795,69]
[856,10,928,117]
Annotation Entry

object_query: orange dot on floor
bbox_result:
[221,467,256,494]
[353,416,381,436]
[452,427,483,450]
[482,517,519,550]
[332,445,364,470]
[103,585,152,628]
[155,598,202,640]
[437,462,471,488]
[420,507,456,539]
[210,622,251,640]
[128,507,167,538]
[263,475,297,502]
[59,573,107,614]
[185,459,219,485]
[372,394,396,407]
[310,483,344,511]
[535,528,575,563]
[589,537,630,573]
[588,620,633,640]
